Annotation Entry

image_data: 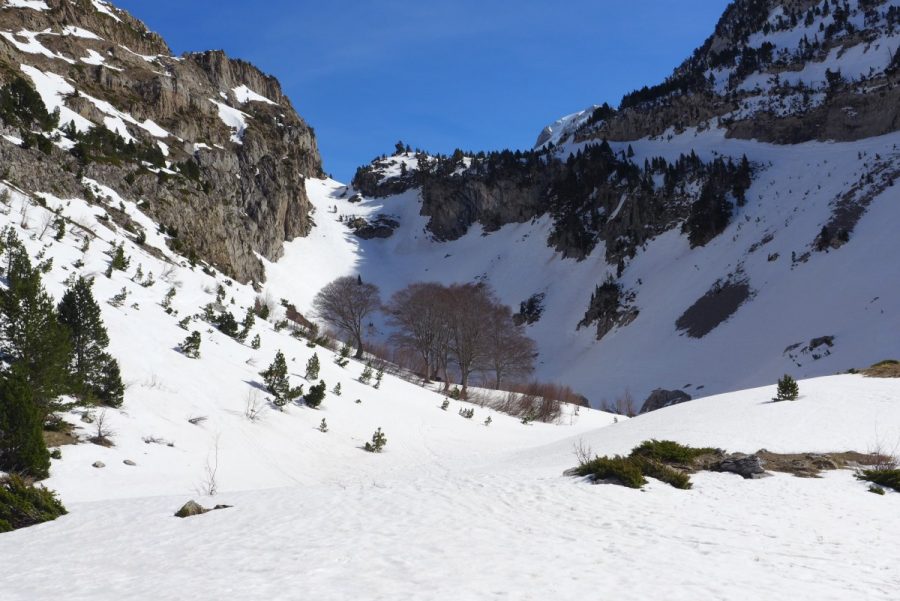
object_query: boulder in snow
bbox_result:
[713,453,767,479]
[174,500,233,518]
[640,389,692,414]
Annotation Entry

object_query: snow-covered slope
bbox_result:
[2,169,898,600]
[292,0,900,406]
[1,1,899,598]
[270,125,900,407]
[0,181,610,504]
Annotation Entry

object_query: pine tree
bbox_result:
[332,382,342,396]
[364,428,387,453]
[57,277,121,405]
[95,354,124,408]
[318,418,328,433]
[214,311,239,338]
[109,243,129,271]
[180,331,201,359]
[374,365,384,389]
[305,353,320,380]
[335,344,350,367]
[237,310,255,343]
[52,216,65,241]
[773,374,799,401]
[0,231,72,421]
[250,333,261,349]
[304,379,326,409]
[359,363,373,385]
[0,366,50,479]
[108,287,127,307]
[260,350,302,408]
[161,286,176,311]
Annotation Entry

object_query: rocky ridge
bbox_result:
[0,0,322,282]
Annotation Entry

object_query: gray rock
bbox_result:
[123,459,137,466]
[174,500,233,519]
[92,461,105,469]
[349,215,400,239]
[714,453,768,479]
[174,500,207,518]
[640,389,692,414]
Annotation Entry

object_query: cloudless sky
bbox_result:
[115,1,730,181]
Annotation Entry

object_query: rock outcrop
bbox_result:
[639,389,692,414]
[0,0,322,282]
[572,0,900,146]
[712,453,768,479]
[174,499,232,518]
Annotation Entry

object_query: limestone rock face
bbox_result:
[574,0,900,146]
[0,0,322,283]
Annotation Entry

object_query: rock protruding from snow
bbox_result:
[174,501,232,519]
[713,453,767,479]
[174,500,206,518]
[640,389,692,414]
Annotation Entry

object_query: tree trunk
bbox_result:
[354,333,364,359]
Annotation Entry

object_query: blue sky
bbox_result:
[115,1,730,181]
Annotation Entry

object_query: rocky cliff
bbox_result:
[573,0,900,145]
[0,0,322,283]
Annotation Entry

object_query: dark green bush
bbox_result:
[631,439,716,465]
[0,475,67,533]
[573,439,720,490]
[638,458,693,490]
[0,76,57,131]
[69,125,165,168]
[574,455,647,489]
[303,380,326,409]
[857,469,900,492]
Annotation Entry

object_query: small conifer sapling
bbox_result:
[180,331,201,359]
[364,428,387,453]
[260,350,303,408]
[304,380,327,409]
[773,374,799,401]
[359,363,373,385]
[305,353,320,380]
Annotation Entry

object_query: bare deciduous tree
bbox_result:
[445,283,494,396]
[312,276,381,359]
[482,304,536,389]
[386,281,538,396]
[90,409,115,447]
[386,282,449,382]
[245,390,264,422]
[199,434,220,497]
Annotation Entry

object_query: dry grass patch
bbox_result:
[861,359,900,378]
